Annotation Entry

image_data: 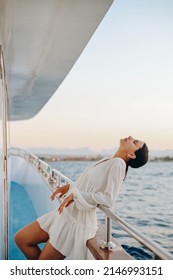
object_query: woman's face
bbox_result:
[120,136,144,154]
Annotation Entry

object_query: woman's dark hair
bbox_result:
[125,143,149,176]
[128,143,149,168]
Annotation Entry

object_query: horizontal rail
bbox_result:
[10,147,72,190]
[9,147,173,260]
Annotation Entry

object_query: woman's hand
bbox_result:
[50,183,70,201]
[58,194,74,214]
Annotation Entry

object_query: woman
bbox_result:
[15,136,148,260]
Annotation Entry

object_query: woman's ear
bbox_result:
[127,153,136,160]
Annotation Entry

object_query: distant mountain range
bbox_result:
[27,147,173,159]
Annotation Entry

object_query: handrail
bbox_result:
[9,147,173,260]
[98,205,173,260]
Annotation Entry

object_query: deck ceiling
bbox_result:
[0,0,113,120]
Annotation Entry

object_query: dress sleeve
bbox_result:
[70,160,125,211]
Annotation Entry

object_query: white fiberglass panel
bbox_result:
[9,155,58,217]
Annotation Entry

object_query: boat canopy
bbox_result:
[0,0,113,120]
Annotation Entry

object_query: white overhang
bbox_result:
[0,0,113,120]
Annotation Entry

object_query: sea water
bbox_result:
[49,160,173,259]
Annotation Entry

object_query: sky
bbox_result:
[9,0,173,152]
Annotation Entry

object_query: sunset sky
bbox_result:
[9,0,173,151]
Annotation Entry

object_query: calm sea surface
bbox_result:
[48,160,173,259]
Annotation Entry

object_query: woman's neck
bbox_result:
[112,148,127,162]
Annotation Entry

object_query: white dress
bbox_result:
[37,157,126,259]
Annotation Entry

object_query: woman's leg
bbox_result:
[38,241,65,260]
[15,221,49,260]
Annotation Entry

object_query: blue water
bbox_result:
[9,161,173,259]
[48,160,173,258]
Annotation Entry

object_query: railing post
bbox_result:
[48,170,57,186]
[0,45,9,260]
[100,215,116,250]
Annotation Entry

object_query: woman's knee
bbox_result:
[14,229,26,247]
[14,221,49,248]
[14,222,37,247]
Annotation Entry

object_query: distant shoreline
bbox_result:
[37,155,173,162]
[149,156,173,162]
[38,155,102,162]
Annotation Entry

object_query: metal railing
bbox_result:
[98,206,173,260]
[1,46,9,260]
[10,147,173,260]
